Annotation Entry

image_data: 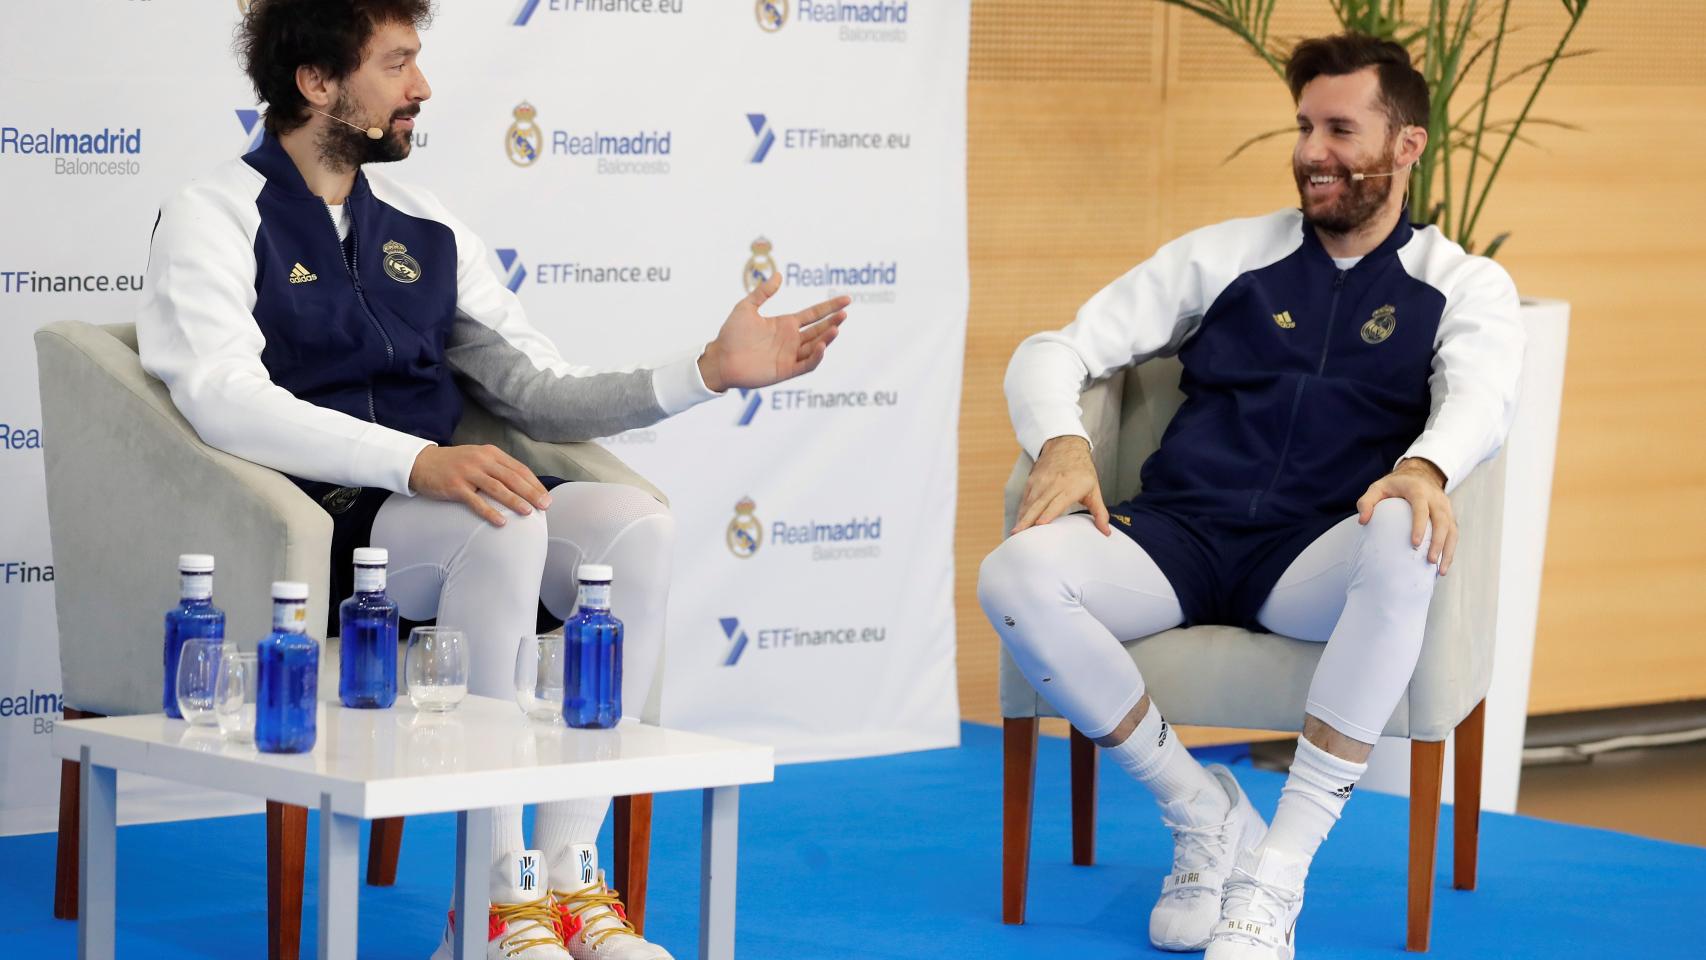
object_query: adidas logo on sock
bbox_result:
[288,262,318,284]
[1002,615,1015,626]
[1157,720,1169,748]
[1332,783,1355,800]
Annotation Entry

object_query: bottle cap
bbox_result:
[272,581,309,601]
[178,553,215,573]
[353,547,388,566]
[577,563,614,582]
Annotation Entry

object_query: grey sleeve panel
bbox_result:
[446,320,667,443]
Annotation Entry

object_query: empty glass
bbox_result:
[215,651,260,743]
[514,634,566,723]
[175,637,227,726]
[405,627,467,713]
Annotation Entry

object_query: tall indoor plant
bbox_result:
[1160,0,1589,257]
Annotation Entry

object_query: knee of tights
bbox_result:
[463,506,549,564]
[977,527,1076,618]
[1355,498,1439,581]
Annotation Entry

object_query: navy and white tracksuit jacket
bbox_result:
[139,133,716,494]
[1005,209,1524,627]
[137,133,718,601]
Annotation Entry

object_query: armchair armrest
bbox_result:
[451,401,667,506]
[1405,446,1507,741]
[35,321,331,716]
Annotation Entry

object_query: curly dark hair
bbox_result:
[1286,32,1429,134]
[237,0,435,136]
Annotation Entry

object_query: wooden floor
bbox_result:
[1517,740,1706,848]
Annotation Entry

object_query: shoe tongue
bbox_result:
[1237,846,1309,892]
[1159,786,1224,829]
[563,842,600,889]
[493,849,548,903]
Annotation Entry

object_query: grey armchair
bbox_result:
[997,356,1503,953]
[35,320,668,957]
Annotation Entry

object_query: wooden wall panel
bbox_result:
[960,2,1706,736]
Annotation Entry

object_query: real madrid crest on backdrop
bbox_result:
[0,0,968,825]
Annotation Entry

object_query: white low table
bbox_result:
[52,695,775,960]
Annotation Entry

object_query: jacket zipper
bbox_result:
[1249,269,1348,519]
[1318,269,1346,374]
[323,204,395,424]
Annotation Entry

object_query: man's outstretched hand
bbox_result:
[1356,457,1456,574]
[697,272,850,393]
[1011,435,1112,537]
[409,444,552,527]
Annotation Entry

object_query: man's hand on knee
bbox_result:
[1355,457,1456,574]
[408,444,552,527]
[1012,435,1112,536]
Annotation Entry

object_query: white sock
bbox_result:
[1107,706,1226,826]
[1258,736,1368,863]
[534,796,612,886]
[492,804,527,865]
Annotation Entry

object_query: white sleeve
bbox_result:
[136,182,433,495]
[1004,213,1299,459]
[371,179,720,441]
[1399,257,1525,492]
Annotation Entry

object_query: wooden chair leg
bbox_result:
[1453,699,1486,892]
[52,707,97,920]
[1069,727,1097,866]
[267,801,307,960]
[1003,717,1040,925]
[613,794,653,936]
[1408,739,1446,952]
[366,817,406,887]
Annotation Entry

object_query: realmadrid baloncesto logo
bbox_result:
[506,102,543,167]
[382,240,421,283]
[756,1,788,31]
[1361,304,1397,344]
[726,497,763,558]
[744,237,778,293]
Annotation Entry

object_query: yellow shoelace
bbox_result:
[552,879,640,950]
[491,895,567,958]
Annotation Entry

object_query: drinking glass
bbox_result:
[175,637,227,726]
[405,627,468,712]
[514,634,565,723]
[215,651,260,743]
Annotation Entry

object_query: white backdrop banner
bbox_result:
[0,0,967,832]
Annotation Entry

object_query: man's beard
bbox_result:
[315,91,416,171]
[1295,141,1399,235]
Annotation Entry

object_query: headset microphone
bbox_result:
[1349,171,1405,181]
[310,107,384,140]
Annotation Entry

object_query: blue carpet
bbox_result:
[2,722,1701,958]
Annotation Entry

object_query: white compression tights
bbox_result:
[371,481,675,880]
[976,498,1438,745]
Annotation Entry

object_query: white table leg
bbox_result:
[318,793,360,960]
[78,748,116,960]
[454,808,493,960]
[699,785,740,960]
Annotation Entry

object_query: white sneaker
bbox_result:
[429,849,571,960]
[1149,764,1268,951]
[1203,846,1309,960]
[550,843,673,960]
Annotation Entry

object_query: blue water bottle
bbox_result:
[163,553,226,718]
[338,548,398,708]
[563,564,622,729]
[256,581,320,753]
